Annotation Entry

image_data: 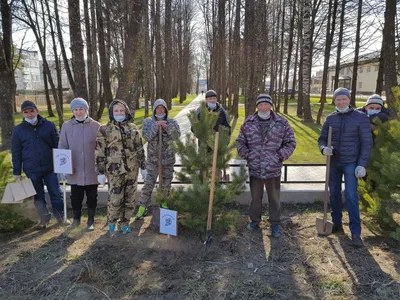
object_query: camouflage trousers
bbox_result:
[138,163,174,207]
[108,172,138,226]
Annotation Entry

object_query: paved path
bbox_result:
[141,94,326,183]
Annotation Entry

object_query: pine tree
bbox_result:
[158,103,247,234]
[359,87,400,240]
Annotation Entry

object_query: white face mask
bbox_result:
[155,113,166,119]
[258,111,271,119]
[114,115,126,122]
[25,116,38,124]
[336,106,349,113]
[367,109,380,115]
[207,103,217,109]
[76,114,88,121]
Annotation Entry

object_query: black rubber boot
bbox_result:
[68,211,81,229]
[87,208,96,231]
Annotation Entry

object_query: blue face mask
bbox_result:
[258,111,271,119]
[76,114,88,121]
[155,113,166,119]
[367,109,380,116]
[207,103,217,109]
[25,116,38,124]
[114,115,126,122]
[336,106,349,113]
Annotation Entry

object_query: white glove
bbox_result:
[59,173,67,181]
[355,166,366,178]
[140,168,148,182]
[322,146,333,156]
[13,175,21,181]
[97,174,106,186]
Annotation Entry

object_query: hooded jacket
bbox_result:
[95,100,146,176]
[12,115,59,175]
[142,99,181,165]
[236,111,296,179]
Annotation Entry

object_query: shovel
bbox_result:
[204,131,219,253]
[316,126,334,236]
[151,126,164,228]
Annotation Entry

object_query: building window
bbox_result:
[340,69,344,75]
[359,66,363,73]
[375,65,379,72]
[367,66,371,73]
[358,82,362,89]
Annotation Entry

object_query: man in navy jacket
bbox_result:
[11,100,66,229]
[318,88,373,248]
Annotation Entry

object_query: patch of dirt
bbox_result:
[0,205,399,300]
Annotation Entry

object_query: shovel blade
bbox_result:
[316,217,333,236]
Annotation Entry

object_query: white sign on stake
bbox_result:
[159,208,178,236]
[53,149,73,174]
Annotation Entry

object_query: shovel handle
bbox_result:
[63,180,67,223]
[206,131,219,231]
[158,126,163,188]
[323,126,332,225]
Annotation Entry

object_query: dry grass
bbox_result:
[0,205,399,299]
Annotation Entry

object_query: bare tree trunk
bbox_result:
[276,0,286,113]
[0,0,14,149]
[115,1,143,106]
[383,0,398,116]
[231,0,240,118]
[375,41,384,95]
[333,0,346,93]
[297,0,304,117]
[164,0,172,108]
[54,0,75,94]
[291,33,299,100]
[302,0,313,122]
[317,0,338,124]
[68,0,88,99]
[44,0,64,113]
[350,0,362,107]
[154,0,163,98]
[96,0,112,118]
[84,0,97,117]
[42,65,54,117]
[284,0,296,114]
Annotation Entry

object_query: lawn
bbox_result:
[14,94,197,130]
[172,94,197,106]
[229,100,366,164]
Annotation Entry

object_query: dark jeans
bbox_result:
[26,172,64,222]
[249,176,281,224]
[329,162,361,235]
[70,185,98,215]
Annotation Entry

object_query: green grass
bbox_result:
[15,99,194,130]
[172,94,197,106]
[229,101,366,164]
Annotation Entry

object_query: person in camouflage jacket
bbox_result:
[136,99,181,219]
[236,94,296,237]
[95,99,146,234]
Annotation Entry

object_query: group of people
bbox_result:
[236,87,387,247]
[11,87,387,246]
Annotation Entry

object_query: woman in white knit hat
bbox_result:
[358,94,389,130]
[58,97,101,230]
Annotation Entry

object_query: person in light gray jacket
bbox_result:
[58,98,100,230]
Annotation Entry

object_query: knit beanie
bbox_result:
[21,100,37,112]
[205,89,217,98]
[365,94,384,107]
[70,97,89,111]
[333,87,350,101]
[256,94,273,106]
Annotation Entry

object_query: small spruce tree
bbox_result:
[158,102,247,234]
[359,86,400,240]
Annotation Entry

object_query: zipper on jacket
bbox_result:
[118,123,129,171]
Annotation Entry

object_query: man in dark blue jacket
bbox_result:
[318,88,373,248]
[11,100,66,229]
